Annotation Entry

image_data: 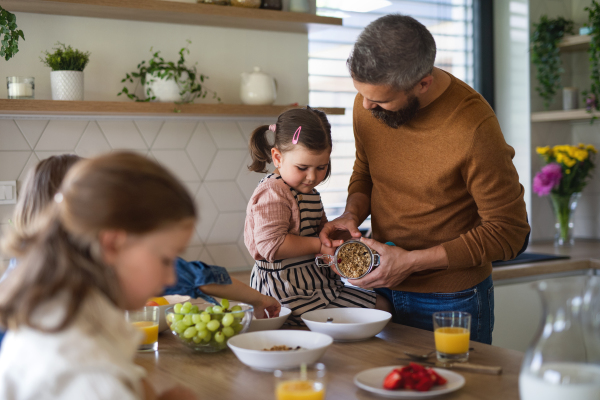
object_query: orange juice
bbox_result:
[434,327,470,354]
[132,321,159,345]
[276,380,325,400]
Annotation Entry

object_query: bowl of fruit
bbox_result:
[146,295,192,332]
[165,299,253,352]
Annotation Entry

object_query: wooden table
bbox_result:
[136,323,523,399]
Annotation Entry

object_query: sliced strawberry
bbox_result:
[428,368,448,386]
[383,369,403,390]
[415,376,434,392]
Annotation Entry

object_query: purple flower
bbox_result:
[533,163,563,196]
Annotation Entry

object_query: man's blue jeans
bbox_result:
[375,275,495,344]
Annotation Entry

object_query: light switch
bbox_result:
[0,181,17,205]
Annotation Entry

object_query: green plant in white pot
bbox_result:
[118,42,219,103]
[41,43,90,101]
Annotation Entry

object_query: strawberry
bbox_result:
[415,376,434,392]
[428,368,448,385]
[383,369,403,390]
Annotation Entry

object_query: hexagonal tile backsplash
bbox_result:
[0,116,273,271]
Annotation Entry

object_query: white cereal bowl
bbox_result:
[227,330,333,371]
[247,307,292,332]
[158,295,191,332]
[301,308,391,342]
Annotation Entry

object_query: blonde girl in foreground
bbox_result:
[244,107,390,325]
[0,152,197,400]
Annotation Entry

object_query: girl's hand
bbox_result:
[252,294,281,319]
[319,242,340,256]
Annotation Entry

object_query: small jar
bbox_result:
[231,0,261,7]
[261,0,282,9]
[7,76,35,99]
[289,0,310,12]
[563,87,579,110]
[315,239,380,279]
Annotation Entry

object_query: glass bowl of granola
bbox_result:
[315,239,380,279]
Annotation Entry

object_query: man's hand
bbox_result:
[319,212,363,248]
[349,237,415,289]
[350,238,449,290]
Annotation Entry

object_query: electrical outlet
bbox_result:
[0,181,17,205]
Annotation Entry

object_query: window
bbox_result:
[309,0,475,223]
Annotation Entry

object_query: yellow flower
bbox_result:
[567,146,577,158]
[536,146,551,155]
[556,152,576,167]
[566,169,571,174]
[586,144,598,154]
[573,149,588,162]
[578,143,586,149]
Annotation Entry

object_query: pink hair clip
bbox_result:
[269,124,276,132]
[292,126,301,144]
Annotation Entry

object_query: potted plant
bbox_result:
[118,41,219,103]
[531,16,574,109]
[584,0,600,117]
[533,144,597,246]
[0,6,24,61]
[41,43,91,101]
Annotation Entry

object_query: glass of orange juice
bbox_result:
[274,363,326,400]
[126,306,159,352]
[433,311,471,363]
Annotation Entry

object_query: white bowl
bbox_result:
[227,330,333,371]
[301,308,391,342]
[158,295,191,332]
[247,307,291,332]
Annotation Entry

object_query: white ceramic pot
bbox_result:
[50,71,84,101]
[240,67,277,105]
[144,70,189,102]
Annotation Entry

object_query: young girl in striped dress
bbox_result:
[244,107,386,325]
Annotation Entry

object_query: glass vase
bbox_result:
[519,276,600,400]
[550,192,581,247]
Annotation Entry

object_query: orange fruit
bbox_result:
[147,297,169,306]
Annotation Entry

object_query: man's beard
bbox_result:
[370,94,420,129]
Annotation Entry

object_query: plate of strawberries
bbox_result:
[353,363,465,398]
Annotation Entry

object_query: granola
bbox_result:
[262,345,303,351]
[336,242,372,278]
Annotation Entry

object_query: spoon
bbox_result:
[403,347,475,360]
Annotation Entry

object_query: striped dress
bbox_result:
[246,174,376,325]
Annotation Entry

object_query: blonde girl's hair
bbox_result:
[13,154,82,237]
[0,152,197,332]
[248,106,333,180]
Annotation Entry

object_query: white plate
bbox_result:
[354,366,465,399]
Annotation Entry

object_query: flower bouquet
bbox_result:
[534,144,597,246]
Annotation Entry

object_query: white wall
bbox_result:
[0,11,312,272]
[0,12,309,104]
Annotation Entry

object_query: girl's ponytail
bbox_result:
[248,125,273,173]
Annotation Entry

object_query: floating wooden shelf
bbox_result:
[3,0,342,33]
[557,34,591,52]
[531,108,595,122]
[0,99,345,117]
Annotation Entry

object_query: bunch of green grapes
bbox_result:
[166,299,245,350]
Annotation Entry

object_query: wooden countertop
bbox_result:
[136,322,523,399]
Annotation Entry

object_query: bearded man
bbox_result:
[319,14,530,344]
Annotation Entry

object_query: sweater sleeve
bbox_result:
[251,181,294,262]
[441,116,530,269]
[348,96,374,197]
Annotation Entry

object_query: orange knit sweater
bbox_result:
[348,73,530,293]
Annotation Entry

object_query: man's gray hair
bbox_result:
[347,14,437,91]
